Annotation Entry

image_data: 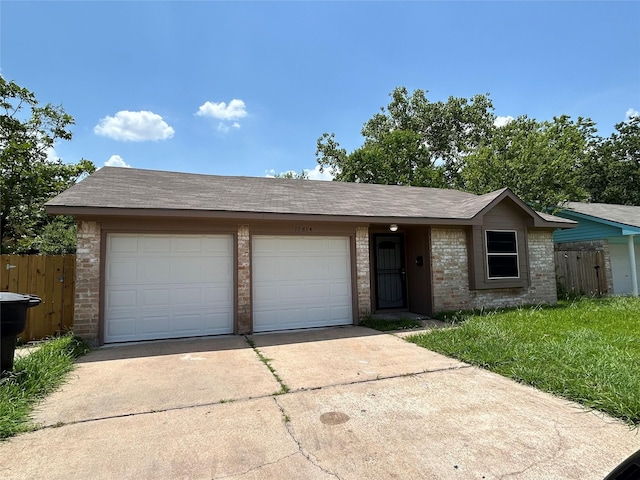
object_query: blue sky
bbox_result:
[2,1,639,179]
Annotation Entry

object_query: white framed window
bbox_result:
[485,230,519,279]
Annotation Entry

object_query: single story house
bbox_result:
[553,202,640,296]
[46,167,574,346]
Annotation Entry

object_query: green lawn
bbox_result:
[360,316,423,332]
[407,297,640,426]
[0,335,89,439]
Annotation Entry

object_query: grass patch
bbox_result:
[360,316,423,332]
[245,337,290,395]
[408,297,640,426]
[0,334,89,439]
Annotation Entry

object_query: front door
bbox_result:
[374,234,407,309]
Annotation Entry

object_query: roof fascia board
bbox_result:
[559,210,640,233]
[48,206,488,226]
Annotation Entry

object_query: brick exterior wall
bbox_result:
[355,226,371,319]
[236,225,252,334]
[555,239,614,294]
[74,221,101,346]
[431,227,557,313]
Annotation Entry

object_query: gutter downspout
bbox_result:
[628,235,638,297]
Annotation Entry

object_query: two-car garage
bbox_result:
[104,233,353,343]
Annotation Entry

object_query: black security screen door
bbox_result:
[374,235,407,309]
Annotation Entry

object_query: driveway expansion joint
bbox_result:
[287,364,474,395]
[33,394,276,430]
[34,363,472,431]
[273,396,343,480]
[245,336,290,395]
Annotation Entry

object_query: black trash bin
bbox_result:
[0,292,42,373]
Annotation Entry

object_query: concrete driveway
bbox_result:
[1,327,638,479]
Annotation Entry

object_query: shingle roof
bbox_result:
[564,202,640,229]
[45,167,573,226]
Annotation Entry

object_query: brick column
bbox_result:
[236,225,252,334]
[355,226,371,319]
[74,221,101,346]
[431,227,472,312]
[527,230,558,302]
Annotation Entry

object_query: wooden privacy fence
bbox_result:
[554,249,607,296]
[1,255,76,341]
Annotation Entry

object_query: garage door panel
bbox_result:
[140,289,170,306]
[303,283,330,298]
[106,262,138,283]
[143,262,169,282]
[252,258,277,280]
[327,257,350,276]
[106,317,137,337]
[253,235,352,332]
[304,237,332,252]
[174,236,204,253]
[327,237,348,252]
[330,281,351,297]
[331,305,351,320]
[252,283,277,303]
[171,314,204,332]
[109,235,139,253]
[202,236,231,252]
[139,315,171,334]
[171,259,204,282]
[200,258,233,277]
[203,286,233,304]
[278,283,308,300]
[141,236,172,253]
[105,234,234,343]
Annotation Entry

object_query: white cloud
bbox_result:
[94,111,175,141]
[265,165,334,181]
[45,146,60,162]
[626,108,639,119]
[197,99,247,133]
[196,99,247,120]
[104,154,131,168]
[494,115,514,127]
[305,165,333,181]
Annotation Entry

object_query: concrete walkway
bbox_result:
[0,326,637,479]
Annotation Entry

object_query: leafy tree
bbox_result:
[580,116,640,205]
[273,169,310,179]
[461,115,596,211]
[1,77,95,253]
[316,87,495,187]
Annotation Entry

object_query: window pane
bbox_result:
[487,231,517,253]
[488,255,519,278]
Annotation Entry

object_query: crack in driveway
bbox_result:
[273,396,342,480]
[211,451,300,479]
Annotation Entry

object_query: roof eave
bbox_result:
[560,209,640,233]
[46,205,491,226]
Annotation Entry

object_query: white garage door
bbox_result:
[610,242,640,295]
[104,234,234,343]
[253,235,353,332]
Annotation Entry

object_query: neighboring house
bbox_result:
[45,167,574,346]
[554,202,640,297]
